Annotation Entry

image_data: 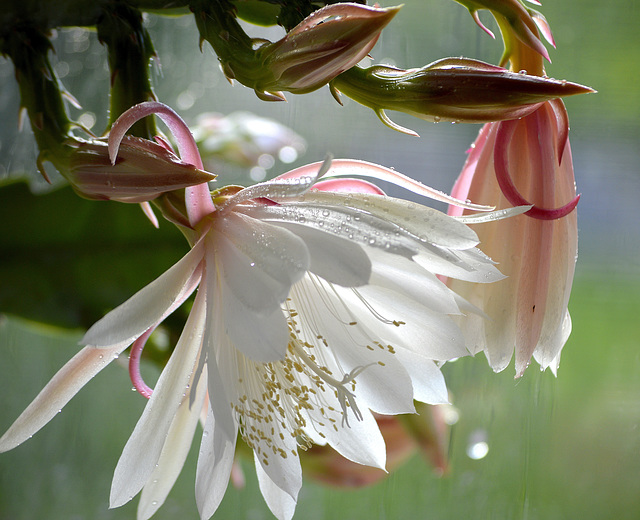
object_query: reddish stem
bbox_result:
[129,326,156,399]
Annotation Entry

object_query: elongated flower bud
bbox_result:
[330,58,594,135]
[194,1,399,101]
[260,3,400,95]
[68,136,215,203]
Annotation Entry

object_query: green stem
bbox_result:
[1,23,74,176]
[190,0,272,87]
[97,2,157,139]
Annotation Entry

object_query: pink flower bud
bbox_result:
[259,3,401,95]
[331,57,594,135]
[67,136,215,203]
[447,100,577,377]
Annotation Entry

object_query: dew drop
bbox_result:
[467,441,489,459]
[466,429,489,459]
[279,145,298,163]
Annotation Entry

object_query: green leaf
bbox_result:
[0,181,187,330]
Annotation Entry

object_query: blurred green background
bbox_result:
[1,1,639,519]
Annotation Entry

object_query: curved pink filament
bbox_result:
[108,101,214,227]
[494,116,579,220]
[129,326,157,399]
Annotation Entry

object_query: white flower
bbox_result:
[0,102,515,520]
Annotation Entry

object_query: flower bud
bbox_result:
[330,58,594,135]
[447,99,578,377]
[194,1,399,101]
[67,136,215,203]
[259,3,400,95]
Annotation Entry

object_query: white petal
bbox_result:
[204,236,291,363]
[453,205,530,223]
[243,202,417,260]
[304,405,386,470]
[393,349,450,404]
[415,246,504,283]
[82,239,204,348]
[313,322,416,415]
[254,453,298,520]
[295,191,480,249]
[0,345,125,452]
[218,164,323,213]
[214,263,290,362]
[195,407,238,520]
[367,248,460,314]
[340,284,469,361]
[213,213,309,311]
[273,221,371,287]
[253,419,302,500]
[203,325,237,442]
[110,288,207,508]
[534,310,571,373]
[138,367,208,520]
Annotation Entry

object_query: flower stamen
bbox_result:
[289,339,367,427]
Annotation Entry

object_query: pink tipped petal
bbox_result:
[82,240,204,349]
[448,123,495,217]
[195,407,238,519]
[140,202,159,228]
[109,102,214,226]
[471,10,495,39]
[272,156,333,182]
[0,344,127,452]
[153,135,176,153]
[531,10,555,47]
[138,364,208,520]
[548,99,570,164]
[310,159,494,211]
[110,102,203,169]
[494,119,579,220]
[312,178,386,195]
[110,288,208,509]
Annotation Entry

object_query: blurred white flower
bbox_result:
[193,111,306,169]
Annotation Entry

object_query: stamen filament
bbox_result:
[289,340,366,426]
